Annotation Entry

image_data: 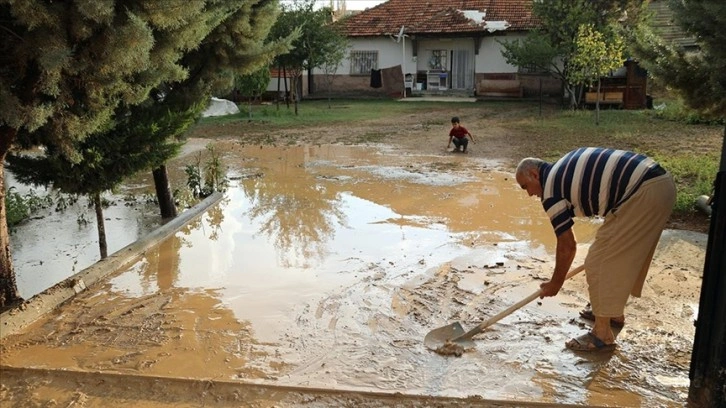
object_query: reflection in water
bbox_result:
[177,196,228,246]
[143,233,182,291]
[10,194,160,298]
[238,147,345,268]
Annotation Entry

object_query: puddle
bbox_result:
[2,143,698,407]
[8,184,161,298]
[103,143,599,343]
[9,143,599,300]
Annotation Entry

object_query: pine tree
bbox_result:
[1,1,294,307]
[633,1,726,118]
[7,102,199,259]
[0,0,211,308]
[143,0,294,219]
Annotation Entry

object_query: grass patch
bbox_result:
[651,152,719,213]
[198,99,457,127]
[507,108,720,214]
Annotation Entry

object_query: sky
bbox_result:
[337,0,386,9]
[310,0,386,10]
[282,1,387,11]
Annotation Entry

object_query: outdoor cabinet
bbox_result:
[426,72,448,90]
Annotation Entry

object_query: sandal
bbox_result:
[566,332,616,352]
[579,309,625,328]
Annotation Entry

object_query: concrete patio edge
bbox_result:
[0,366,608,408]
[0,192,224,340]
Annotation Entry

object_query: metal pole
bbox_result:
[402,30,406,99]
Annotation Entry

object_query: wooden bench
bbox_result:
[585,91,623,105]
[477,79,523,98]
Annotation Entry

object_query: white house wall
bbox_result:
[475,32,527,73]
[312,37,414,77]
[266,78,291,92]
[304,31,556,97]
[316,34,529,77]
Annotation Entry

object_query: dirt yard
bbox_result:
[0,100,716,407]
[184,100,716,234]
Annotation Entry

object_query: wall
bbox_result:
[323,37,414,77]
[308,37,411,96]
[306,32,558,98]
[475,32,526,73]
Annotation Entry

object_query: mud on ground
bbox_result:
[0,101,713,407]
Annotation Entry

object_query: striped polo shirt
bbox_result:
[540,147,663,236]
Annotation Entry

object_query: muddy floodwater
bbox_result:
[1,142,706,407]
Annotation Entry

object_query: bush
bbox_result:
[5,188,54,229]
[649,98,724,125]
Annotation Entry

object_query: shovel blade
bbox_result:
[424,322,475,351]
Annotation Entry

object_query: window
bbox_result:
[349,51,378,75]
[429,49,448,71]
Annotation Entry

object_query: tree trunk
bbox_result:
[565,83,577,110]
[93,192,108,259]
[596,79,601,125]
[153,165,177,219]
[0,127,22,309]
[292,75,299,116]
[276,66,282,111]
[283,65,290,109]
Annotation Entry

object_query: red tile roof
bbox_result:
[341,0,537,37]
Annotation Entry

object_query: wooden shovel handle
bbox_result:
[454,263,586,342]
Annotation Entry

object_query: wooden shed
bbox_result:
[584,60,649,110]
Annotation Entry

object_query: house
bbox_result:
[307,0,560,98]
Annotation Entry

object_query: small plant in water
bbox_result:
[55,192,79,212]
[77,211,90,227]
[5,187,54,230]
[184,143,229,199]
[203,144,229,194]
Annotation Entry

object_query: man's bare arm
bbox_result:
[540,228,577,298]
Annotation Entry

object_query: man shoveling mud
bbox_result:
[515,147,676,352]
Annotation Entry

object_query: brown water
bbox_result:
[2,142,701,407]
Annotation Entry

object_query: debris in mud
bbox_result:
[435,340,465,357]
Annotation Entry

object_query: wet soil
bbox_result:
[0,101,713,407]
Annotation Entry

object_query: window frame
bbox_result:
[349,50,378,76]
[429,49,448,71]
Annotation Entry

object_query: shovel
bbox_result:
[424,264,585,354]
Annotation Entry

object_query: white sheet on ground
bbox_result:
[202,97,240,117]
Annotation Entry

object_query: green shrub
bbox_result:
[5,188,54,229]
[184,144,229,199]
[649,98,724,125]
